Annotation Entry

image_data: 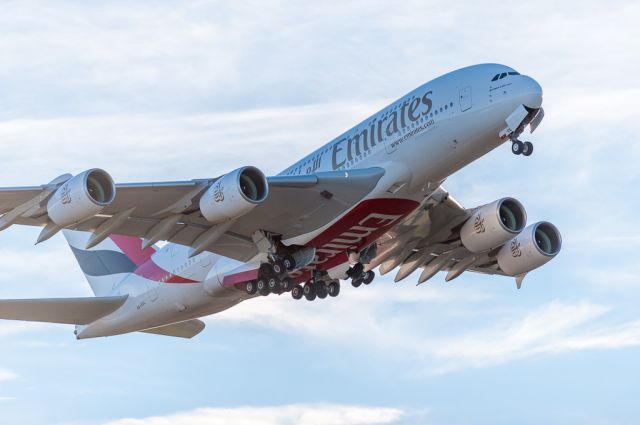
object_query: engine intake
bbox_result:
[460,197,527,253]
[47,169,116,227]
[199,166,269,224]
[497,221,562,276]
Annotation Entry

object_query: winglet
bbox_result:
[515,274,527,290]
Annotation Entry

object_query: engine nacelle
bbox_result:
[47,169,116,227]
[460,198,527,253]
[199,166,268,224]
[497,221,562,276]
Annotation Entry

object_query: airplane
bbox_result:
[0,63,561,339]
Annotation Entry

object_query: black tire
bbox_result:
[259,262,273,278]
[280,277,293,291]
[303,282,316,301]
[267,277,279,293]
[246,280,257,295]
[292,284,303,300]
[328,281,340,297]
[272,260,285,275]
[316,283,328,299]
[511,140,524,155]
[257,278,269,296]
[282,255,296,271]
[522,141,533,156]
[351,277,362,288]
[349,263,364,277]
[362,270,375,285]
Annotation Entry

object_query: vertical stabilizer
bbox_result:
[62,230,156,296]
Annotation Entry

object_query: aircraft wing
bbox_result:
[0,167,386,262]
[368,187,508,284]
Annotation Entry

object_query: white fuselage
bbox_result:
[77,63,543,338]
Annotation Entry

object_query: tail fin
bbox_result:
[63,230,156,296]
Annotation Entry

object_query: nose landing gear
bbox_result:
[510,138,533,157]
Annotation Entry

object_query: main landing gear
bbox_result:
[245,255,296,297]
[245,260,374,302]
[510,138,533,157]
[294,279,340,301]
[347,262,375,288]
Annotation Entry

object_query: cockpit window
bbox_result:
[491,71,520,81]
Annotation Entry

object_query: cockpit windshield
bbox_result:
[491,71,520,81]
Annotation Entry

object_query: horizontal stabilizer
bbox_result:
[140,319,205,339]
[0,296,127,324]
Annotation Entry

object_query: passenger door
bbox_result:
[459,86,472,112]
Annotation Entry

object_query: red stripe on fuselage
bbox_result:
[291,198,420,283]
[222,269,260,286]
[133,259,199,284]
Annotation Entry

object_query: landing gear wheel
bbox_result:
[257,278,269,296]
[303,282,316,301]
[259,262,273,277]
[351,277,363,288]
[280,277,293,292]
[292,284,303,300]
[316,283,328,299]
[511,140,524,155]
[349,263,364,278]
[362,270,375,285]
[328,281,340,297]
[282,255,296,271]
[522,141,533,156]
[246,280,258,295]
[267,277,279,293]
[272,260,286,275]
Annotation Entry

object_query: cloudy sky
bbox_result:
[1,1,639,424]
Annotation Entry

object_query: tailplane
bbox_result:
[0,296,127,324]
[63,230,156,296]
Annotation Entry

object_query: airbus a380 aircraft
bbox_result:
[0,64,560,339]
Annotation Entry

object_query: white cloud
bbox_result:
[213,284,640,374]
[0,102,381,184]
[424,301,628,374]
[0,369,18,382]
[99,404,405,425]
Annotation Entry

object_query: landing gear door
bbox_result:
[459,86,472,112]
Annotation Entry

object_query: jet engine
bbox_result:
[47,169,116,227]
[460,198,527,253]
[199,166,269,224]
[496,221,562,276]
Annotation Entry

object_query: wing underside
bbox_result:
[364,187,508,284]
[0,168,385,262]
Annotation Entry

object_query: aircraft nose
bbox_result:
[518,75,543,109]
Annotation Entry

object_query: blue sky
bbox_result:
[1,1,639,424]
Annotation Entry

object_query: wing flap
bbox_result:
[140,319,205,339]
[0,296,128,325]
